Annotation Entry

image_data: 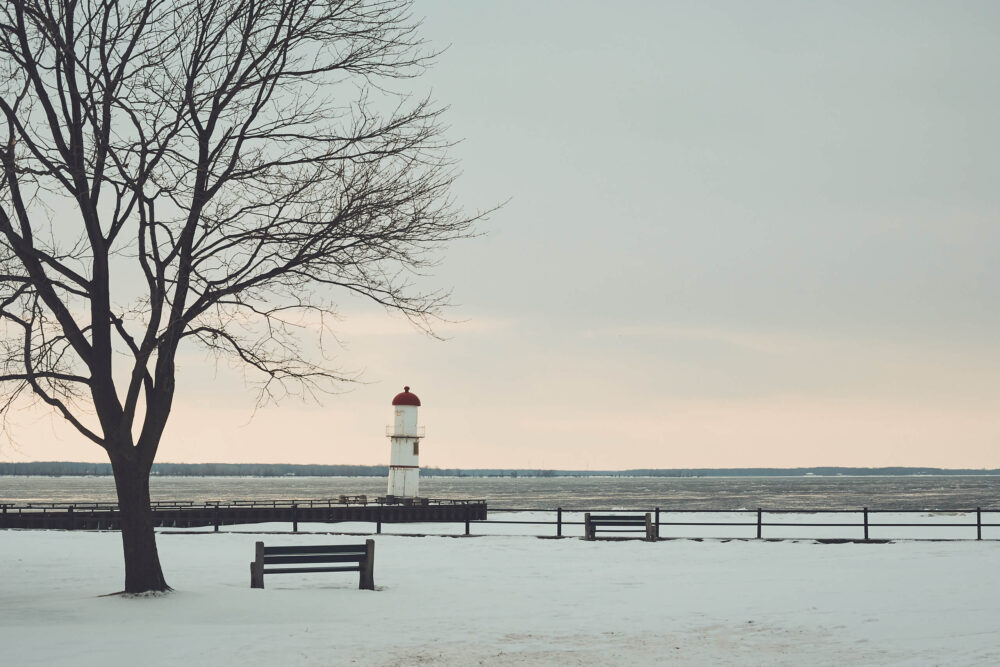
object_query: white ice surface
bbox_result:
[3,520,1000,666]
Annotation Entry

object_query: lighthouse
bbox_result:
[387,386,423,498]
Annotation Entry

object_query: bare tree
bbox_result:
[0,0,478,593]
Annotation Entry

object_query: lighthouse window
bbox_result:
[413,442,419,455]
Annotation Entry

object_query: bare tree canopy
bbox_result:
[0,0,478,592]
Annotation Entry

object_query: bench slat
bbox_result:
[264,554,365,565]
[588,520,647,526]
[264,544,367,555]
[594,528,648,532]
[264,566,361,574]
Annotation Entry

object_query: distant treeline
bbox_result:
[0,462,388,477]
[1,462,999,478]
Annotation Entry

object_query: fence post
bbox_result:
[213,504,220,533]
[359,539,375,591]
[377,505,382,534]
[292,503,298,533]
[977,507,982,541]
[655,507,660,539]
[67,506,74,531]
[756,508,762,539]
[863,507,869,541]
[465,518,470,536]
[250,541,265,589]
[556,507,563,537]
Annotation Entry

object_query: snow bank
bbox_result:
[3,525,1000,666]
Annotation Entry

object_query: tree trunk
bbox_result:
[111,457,170,593]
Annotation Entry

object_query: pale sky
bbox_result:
[5,1,1000,469]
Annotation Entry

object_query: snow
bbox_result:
[3,515,1000,666]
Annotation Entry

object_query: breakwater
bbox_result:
[0,497,486,531]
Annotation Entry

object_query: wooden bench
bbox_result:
[250,540,375,590]
[584,513,656,541]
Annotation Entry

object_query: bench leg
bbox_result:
[251,541,265,589]
[359,539,375,590]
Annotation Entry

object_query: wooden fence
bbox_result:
[3,502,998,540]
[477,507,1000,541]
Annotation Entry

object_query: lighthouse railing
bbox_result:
[385,425,426,437]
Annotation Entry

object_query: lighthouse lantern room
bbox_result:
[387,386,423,498]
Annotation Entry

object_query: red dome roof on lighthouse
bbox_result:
[391,386,421,406]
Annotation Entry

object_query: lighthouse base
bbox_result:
[387,466,419,497]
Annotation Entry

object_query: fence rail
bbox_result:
[3,502,999,540]
[477,507,1000,541]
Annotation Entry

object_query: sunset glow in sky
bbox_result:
[4,1,999,470]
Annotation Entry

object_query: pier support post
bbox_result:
[863,507,869,541]
[557,507,562,537]
[756,508,762,539]
[977,507,982,541]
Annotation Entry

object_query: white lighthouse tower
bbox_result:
[386,386,422,498]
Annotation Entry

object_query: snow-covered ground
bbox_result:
[4,517,1000,666]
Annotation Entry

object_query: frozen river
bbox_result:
[4,474,1000,510]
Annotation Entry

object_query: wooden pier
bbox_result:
[0,498,487,531]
